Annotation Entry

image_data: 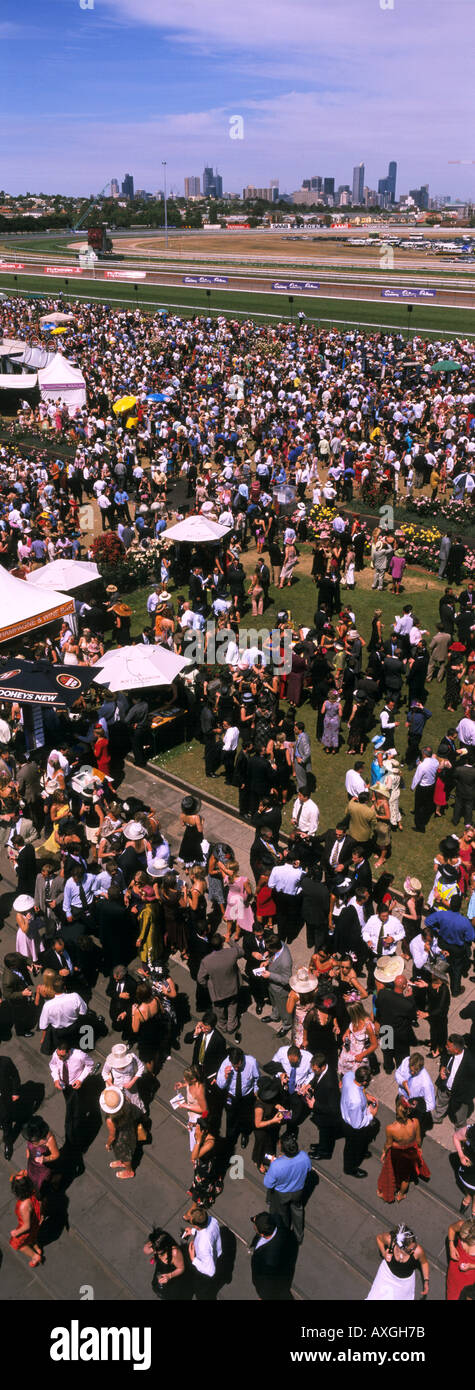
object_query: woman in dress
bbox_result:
[321,690,342,755]
[366,1225,429,1302]
[102,1043,148,1140]
[13,893,42,965]
[188,1115,224,1207]
[136,888,165,967]
[372,784,391,870]
[9,1172,43,1266]
[446,1218,475,1301]
[303,995,340,1067]
[178,795,204,869]
[23,1115,60,1204]
[347,692,368,755]
[453,1122,475,1219]
[252,1077,285,1173]
[377,1096,431,1204]
[159,871,189,959]
[270,730,294,804]
[248,571,264,616]
[100,1087,137,1180]
[338,1003,378,1078]
[278,540,298,589]
[400,876,424,959]
[222,860,254,944]
[458,825,475,899]
[144,1228,190,1300]
[382,753,403,832]
[286,968,317,1046]
[368,610,384,653]
[130,982,165,1075]
[174,1065,209,1155]
[444,644,466,712]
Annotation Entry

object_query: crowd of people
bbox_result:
[0,295,474,1300]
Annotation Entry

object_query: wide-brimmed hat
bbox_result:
[290,966,316,995]
[371,735,385,749]
[99,1087,125,1116]
[439,836,460,858]
[404,876,422,895]
[374,784,390,798]
[430,958,450,982]
[374,956,401,984]
[147,861,169,878]
[105,1044,133,1071]
[257,1077,281,1103]
[123,820,146,842]
[13,894,35,913]
[181,794,201,814]
[106,584,118,595]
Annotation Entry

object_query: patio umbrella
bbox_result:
[126,415,139,428]
[113,395,137,415]
[430,360,461,373]
[0,565,73,644]
[26,559,101,593]
[0,659,96,707]
[163,516,232,544]
[146,393,168,402]
[93,644,191,693]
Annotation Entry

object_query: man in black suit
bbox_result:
[321,825,354,886]
[433,1034,475,1125]
[376,974,418,1074]
[437,728,458,767]
[383,652,404,707]
[41,934,80,986]
[191,1011,227,1081]
[0,1055,21,1159]
[247,748,274,816]
[106,964,137,1033]
[242,926,272,1014]
[250,826,281,885]
[452,757,475,827]
[249,1212,294,1300]
[305,1053,344,1159]
[299,866,330,951]
[254,795,282,847]
[349,846,373,897]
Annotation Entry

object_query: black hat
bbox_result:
[181,794,201,814]
[257,1077,280,1103]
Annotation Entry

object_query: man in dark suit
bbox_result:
[41,934,80,985]
[247,748,274,816]
[375,974,418,1074]
[383,652,404,707]
[254,795,282,847]
[0,1055,21,1159]
[191,1011,227,1081]
[106,964,137,1033]
[250,827,281,885]
[349,846,373,897]
[321,825,354,886]
[305,1053,344,1159]
[242,926,272,1014]
[299,866,330,951]
[249,1212,294,1300]
[433,1035,475,1125]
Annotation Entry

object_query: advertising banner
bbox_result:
[104,270,147,281]
[44,267,83,275]
[182,275,229,285]
[381,287,436,299]
[271,280,320,291]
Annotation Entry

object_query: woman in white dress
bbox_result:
[14,894,42,964]
[102,1043,147,1124]
[366,1225,429,1301]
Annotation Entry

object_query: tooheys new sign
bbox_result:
[0,661,96,707]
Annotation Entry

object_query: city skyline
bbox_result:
[1,0,474,199]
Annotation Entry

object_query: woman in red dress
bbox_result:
[458,826,475,898]
[446,1219,475,1300]
[377,1097,431,1204]
[9,1172,43,1266]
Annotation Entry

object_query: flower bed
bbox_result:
[400,523,475,576]
[405,496,475,528]
[91,531,164,590]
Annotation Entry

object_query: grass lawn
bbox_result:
[1,270,475,338]
[127,549,457,898]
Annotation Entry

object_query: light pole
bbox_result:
[288,295,294,324]
[162,161,168,250]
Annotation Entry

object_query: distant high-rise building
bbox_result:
[203,167,222,198]
[323,178,335,196]
[409,183,429,210]
[378,160,397,204]
[352,163,365,205]
[270,180,280,202]
[110,179,120,199]
[121,174,134,200]
[185,176,201,197]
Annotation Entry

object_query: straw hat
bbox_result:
[99,1087,125,1116]
[290,966,316,995]
[374,956,401,984]
[106,584,118,595]
[404,876,422,895]
[105,1044,133,1072]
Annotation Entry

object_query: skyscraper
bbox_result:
[110,179,120,199]
[378,161,397,204]
[185,176,201,197]
[121,174,134,199]
[352,163,365,205]
[203,167,222,198]
[409,184,429,210]
[323,178,335,196]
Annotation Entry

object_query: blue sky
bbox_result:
[1,0,473,199]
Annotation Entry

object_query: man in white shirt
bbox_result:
[183,1205,222,1296]
[395,1053,435,1115]
[272,1043,314,1124]
[290,789,320,844]
[345,763,367,798]
[362,905,405,967]
[340,1066,379,1177]
[50,1042,96,1162]
[40,979,87,1043]
[221,721,239,784]
[411,748,439,832]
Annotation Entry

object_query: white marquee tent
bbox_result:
[38,352,86,414]
[93,644,190,693]
[163,515,232,544]
[0,565,73,644]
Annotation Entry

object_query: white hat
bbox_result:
[13,894,35,913]
[123,820,146,842]
[105,1043,133,1071]
[289,966,316,995]
[374,956,401,984]
[100,1087,125,1116]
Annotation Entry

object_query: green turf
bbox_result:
[126,559,459,897]
[1,269,474,338]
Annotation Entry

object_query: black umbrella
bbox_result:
[0,659,97,708]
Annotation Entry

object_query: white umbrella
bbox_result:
[0,565,73,644]
[26,560,100,593]
[163,515,232,544]
[93,644,191,693]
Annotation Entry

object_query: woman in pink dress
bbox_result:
[223,860,254,942]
